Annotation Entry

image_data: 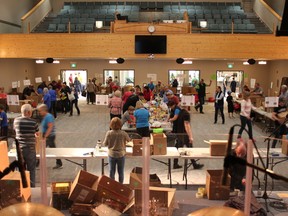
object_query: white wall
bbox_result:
[0,0,36,33]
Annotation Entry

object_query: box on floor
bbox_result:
[129,167,161,190]
[206,170,230,200]
[150,133,167,155]
[132,186,176,216]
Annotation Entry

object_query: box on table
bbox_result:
[0,141,9,172]
[96,175,133,212]
[206,170,230,200]
[0,171,31,209]
[129,167,161,190]
[51,182,73,210]
[132,139,153,156]
[133,186,176,216]
[208,140,227,156]
[68,170,99,203]
[282,135,288,155]
[69,203,97,216]
[150,133,167,155]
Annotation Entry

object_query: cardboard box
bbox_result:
[51,182,73,210]
[206,170,230,200]
[129,167,161,190]
[0,141,9,172]
[69,170,99,203]
[150,133,167,155]
[132,139,153,156]
[69,203,97,216]
[209,140,227,156]
[282,135,288,155]
[133,187,176,216]
[250,95,263,108]
[96,175,133,208]
[0,171,31,208]
[94,204,122,216]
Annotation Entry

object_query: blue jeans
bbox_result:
[108,156,125,183]
[22,147,36,187]
[46,135,62,166]
[238,115,253,139]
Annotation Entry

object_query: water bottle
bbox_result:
[94,140,101,155]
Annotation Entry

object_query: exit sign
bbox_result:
[227,63,234,69]
[71,63,77,68]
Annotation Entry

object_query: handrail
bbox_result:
[21,0,52,33]
[0,19,21,28]
[253,0,282,32]
[21,0,47,21]
[259,0,282,21]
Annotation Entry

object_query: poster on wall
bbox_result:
[181,95,195,106]
[35,77,42,83]
[147,74,157,82]
[96,94,108,105]
[265,97,278,108]
[17,81,20,88]
[23,79,31,86]
[7,95,20,106]
[48,76,51,82]
[250,78,256,89]
[12,82,18,89]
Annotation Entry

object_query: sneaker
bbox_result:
[53,164,63,169]
[173,164,182,169]
[200,112,204,114]
[195,107,198,112]
[193,163,204,170]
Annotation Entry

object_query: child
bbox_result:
[226,91,234,118]
[0,104,8,138]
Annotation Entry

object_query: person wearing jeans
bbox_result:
[103,117,130,183]
[238,91,253,139]
[195,79,212,114]
[38,104,63,169]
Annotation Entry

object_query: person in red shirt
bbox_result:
[122,88,134,104]
[143,86,153,101]
[166,91,179,105]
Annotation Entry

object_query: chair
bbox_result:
[56,24,66,33]
[52,18,61,24]
[207,19,215,25]
[204,14,212,19]
[246,24,257,33]
[235,23,246,33]
[79,18,87,24]
[215,19,224,24]
[213,14,221,19]
[61,18,69,24]
[75,24,85,32]
[243,19,251,24]
[46,24,57,33]
[85,24,94,32]
[219,24,229,33]
[234,19,242,24]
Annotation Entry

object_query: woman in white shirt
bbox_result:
[238,91,253,139]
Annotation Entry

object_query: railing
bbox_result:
[21,0,52,33]
[253,0,282,33]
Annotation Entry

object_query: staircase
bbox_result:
[242,0,253,13]
[245,12,272,34]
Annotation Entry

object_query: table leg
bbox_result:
[168,159,172,188]
[102,158,105,175]
[184,159,188,190]
[83,159,87,171]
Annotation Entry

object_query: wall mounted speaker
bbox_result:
[116,58,125,64]
[46,58,54,63]
[247,59,256,65]
[176,58,184,64]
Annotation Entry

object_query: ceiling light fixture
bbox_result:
[53,60,60,64]
[258,61,267,65]
[243,62,249,65]
[182,60,193,64]
[109,60,117,64]
[35,59,44,64]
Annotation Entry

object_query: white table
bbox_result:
[122,124,172,133]
[9,147,180,187]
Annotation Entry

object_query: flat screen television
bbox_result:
[135,35,167,54]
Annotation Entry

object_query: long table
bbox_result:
[8,147,180,188]
[178,147,287,189]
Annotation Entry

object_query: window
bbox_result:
[169,70,200,87]
[104,70,135,86]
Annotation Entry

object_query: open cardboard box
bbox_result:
[206,170,230,200]
[208,140,228,156]
[150,133,167,155]
[132,139,153,156]
[0,171,31,208]
[129,167,161,190]
[69,170,99,203]
[133,186,176,216]
[0,141,9,172]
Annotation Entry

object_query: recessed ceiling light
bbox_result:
[258,61,267,65]
[243,62,249,65]
[35,59,44,64]
[182,60,193,64]
[109,60,117,64]
[53,60,60,64]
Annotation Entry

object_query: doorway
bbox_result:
[61,69,88,90]
[216,70,243,96]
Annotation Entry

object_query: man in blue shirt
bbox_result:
[0,104,8,139]
[147,81,155,91]
[134,101,150,137]
[38,104,62,169]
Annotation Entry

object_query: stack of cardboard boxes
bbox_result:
[0,141,31,209]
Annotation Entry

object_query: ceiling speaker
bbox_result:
[176,58,184,64]
[46,58,54,63]
[116,58,125,64]
[247,58,256,65]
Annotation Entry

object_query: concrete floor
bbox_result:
[9,96,288,215]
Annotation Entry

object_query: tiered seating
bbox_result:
[39,2,262,34]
